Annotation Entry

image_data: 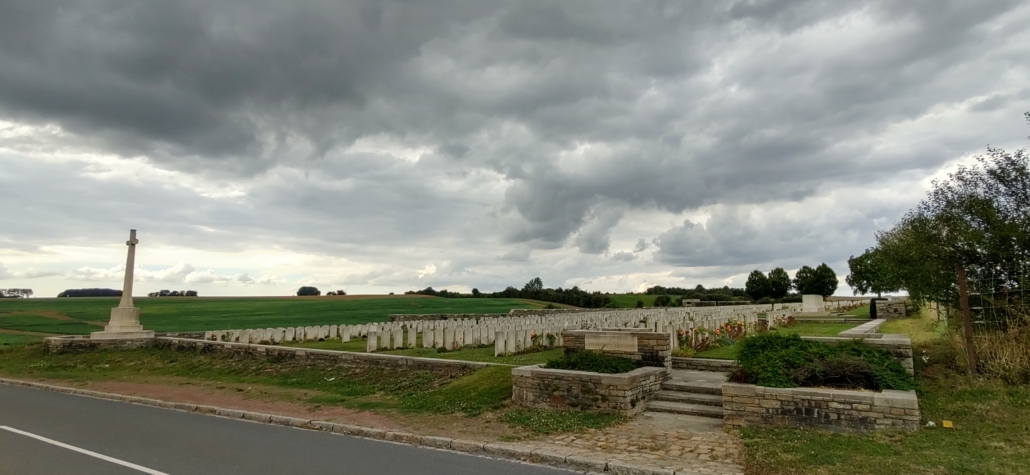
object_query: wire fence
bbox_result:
[965,266,1030,382]
[967,267,1029,333]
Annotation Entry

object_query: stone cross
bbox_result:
[91,229,154,340]
[118,229,139,309]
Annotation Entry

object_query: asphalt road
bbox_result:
[0,383,571,475]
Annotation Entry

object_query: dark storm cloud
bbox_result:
[1,0,1029,295]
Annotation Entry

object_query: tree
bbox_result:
[471,288,481,297]
[745,270,771,300]
[871,115,1030,303]
[846,248,900,297]
[635,300,644,308]
[767,268,791,299]
[793,264,838,297]
[653,295,672,306]
[297,286,321,296]
[522,277,544,293]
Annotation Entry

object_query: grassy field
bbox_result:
[694,322,860,359]
[0,333,43,349]
[606,294,659,308]
[0,296,551,336]
[741,311,1030,475]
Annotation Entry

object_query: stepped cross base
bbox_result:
[90,307,155,340]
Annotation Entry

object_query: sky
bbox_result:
[2,0,1030,298]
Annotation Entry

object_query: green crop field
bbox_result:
[0,296,552,336]
[606,294,659,308]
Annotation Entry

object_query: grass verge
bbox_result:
[500,409,626,435]
[0,343,625,435]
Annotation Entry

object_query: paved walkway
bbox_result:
[515,368,744,475]
[513,411,743,474]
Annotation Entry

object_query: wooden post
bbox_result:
[956,266,978,376]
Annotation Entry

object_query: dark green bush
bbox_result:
[544,351,638,374]
[730,333,916,391]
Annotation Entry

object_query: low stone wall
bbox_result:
[874,299,908,319]
[45,335,154,352]
[47,335,488,376]
[155,337,487,375]
[671,357,738,372]
[722,383,920,433]
[512,364,669,415]
[562,330,673,368]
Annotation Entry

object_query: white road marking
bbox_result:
[0,425,170,475]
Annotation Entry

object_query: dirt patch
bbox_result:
[0,329,53,336]
[0,311,76,321]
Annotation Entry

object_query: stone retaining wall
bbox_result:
[874,299,908,319]
[45,335,155,352]
[722,383,920,433]
[512,365,669,415]
[562,330,673,368]
[155,337,487,375]
[47,335,488,376]
[671,357,738,372]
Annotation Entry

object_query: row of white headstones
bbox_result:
[201,302,866,355]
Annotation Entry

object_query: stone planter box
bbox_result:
[723,383,920,433]
[512,364,669,415]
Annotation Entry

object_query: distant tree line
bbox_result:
[405,277,614,308]
[57,288,121,298]
[643,284,749,301]
[744,264,839,301]
[1,288,33,298]
[294,287,347,296]
[147,290,198,297]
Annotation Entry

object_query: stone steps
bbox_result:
[646,400,724,418]
[662,380,723,396]
[652,390,724,407]
[672,357,738,372]
[647,369,727,421]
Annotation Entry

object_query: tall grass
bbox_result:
[974,314,1030,385]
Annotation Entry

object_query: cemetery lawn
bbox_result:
[0,296,552,336]
[693,322,860,359]
[286,338,564,366]
[844,304,871,318]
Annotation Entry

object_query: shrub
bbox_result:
[635,300,644,308]
[730,333,916,391]
[544,351,637,374]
